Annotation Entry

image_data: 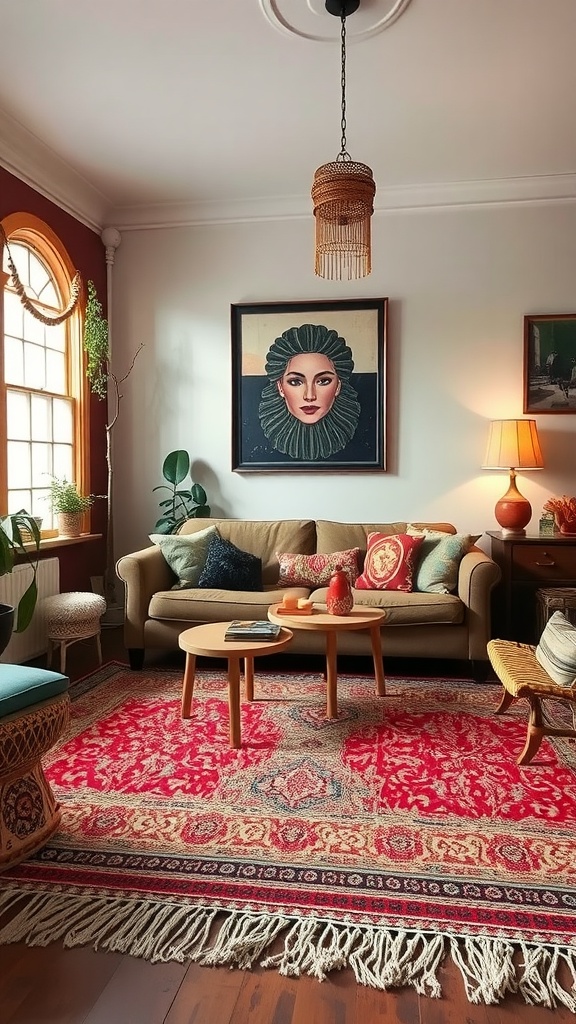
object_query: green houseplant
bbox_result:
[153,450,210,534]
[0,510,42,645]
[48,477,101,537]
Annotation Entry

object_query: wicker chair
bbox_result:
[487,638,576,765]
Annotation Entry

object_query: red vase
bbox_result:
[326,567,353,616]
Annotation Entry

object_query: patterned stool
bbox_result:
[41,592,107,673]
[0,664,69,871]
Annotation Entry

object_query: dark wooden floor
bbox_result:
[1,629,571,1023]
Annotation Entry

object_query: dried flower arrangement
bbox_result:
[543,495,576,534]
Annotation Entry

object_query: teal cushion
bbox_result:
[408,529,473,594]
[0,665,69,717]
[150,525,219,589]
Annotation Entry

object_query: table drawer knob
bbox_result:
[535,558,556,566]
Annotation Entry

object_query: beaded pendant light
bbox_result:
[311,0,376,280]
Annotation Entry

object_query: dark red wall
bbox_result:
[1,166,108,590]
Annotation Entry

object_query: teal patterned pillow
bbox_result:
[411,531,472,594]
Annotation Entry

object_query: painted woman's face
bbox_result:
[277,353,342,424]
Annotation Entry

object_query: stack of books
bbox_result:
[224,620,282,642]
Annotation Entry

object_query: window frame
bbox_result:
[0,212,91,529]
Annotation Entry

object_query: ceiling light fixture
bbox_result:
[311,0,376,281]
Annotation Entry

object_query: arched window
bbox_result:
[0,214,89,532]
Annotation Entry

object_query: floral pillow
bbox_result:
[276,549,361,588]
[355,533,424,592]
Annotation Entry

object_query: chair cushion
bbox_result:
[536,611,576,686]
[0,665,69,717]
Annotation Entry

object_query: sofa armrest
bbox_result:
[457,547,502,660]
[116,546,173,648]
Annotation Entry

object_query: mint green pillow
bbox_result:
[149,526,219,589]
[409,530,472,594]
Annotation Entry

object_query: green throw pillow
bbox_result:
[149,526,219,589]
[408,528,472,594]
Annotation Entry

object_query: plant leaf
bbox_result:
[191,483,207,505]
[14,579,38,633]
[163,450,190,487]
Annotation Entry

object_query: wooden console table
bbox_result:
[487,530,576,642]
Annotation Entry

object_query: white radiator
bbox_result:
[0,557,60,664]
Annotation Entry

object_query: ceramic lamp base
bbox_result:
[494,470,532,536]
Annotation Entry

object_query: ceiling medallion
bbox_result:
[259,0,413,42]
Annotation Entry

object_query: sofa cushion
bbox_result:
[355,533,424,592]
[309,587,464,626]
[315,520,457,560]
[149,585,310,624]
[197,534,262,591]
[407,528,474,594]
[149,526,218,588]
[179,518,316,586]
[276,548,360,588]
[536,611,576,686]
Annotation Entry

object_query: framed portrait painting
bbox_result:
[524,313,576,413]
[231,298,387,472]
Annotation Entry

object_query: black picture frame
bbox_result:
[231,298,387,472]
[524,313,576,413]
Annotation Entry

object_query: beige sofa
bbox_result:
[116,518,500,671]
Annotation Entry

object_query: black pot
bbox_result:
[0,603,15,656]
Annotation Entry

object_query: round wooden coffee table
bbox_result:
[267,604,386,719]
[178,622,293,748]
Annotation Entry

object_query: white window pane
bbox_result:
[8,441,31,490]
[9,245,29,288]
[4,291,23,337]
[53,398,73,443]
[22,309,45,345]
[29,252,50,300]
[31,441,52,481]
[8,490,32,516]
[45,322,66,352]
[4,335,24,385]
[33,487,52,525]
[31,395,52,441]
[6,391,30,441]
[23,342,45,390]
[46,349,66,394]
[39,280,59,308]
[53,444,73,480]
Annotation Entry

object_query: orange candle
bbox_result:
[282,594,299,609]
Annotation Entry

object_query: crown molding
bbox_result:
[2,107,575,232]
[0,108,108,233]
[111,174,576,230]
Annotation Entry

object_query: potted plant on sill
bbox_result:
[0,511,42,654]
[48,477,102,538]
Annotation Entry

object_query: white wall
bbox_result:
[111,200,576,559]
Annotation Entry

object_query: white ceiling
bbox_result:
[1,0,576,230]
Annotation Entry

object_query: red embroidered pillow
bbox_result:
[277,549,361,588]
[355,533,424,592]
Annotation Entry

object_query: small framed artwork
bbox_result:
[524,313,576,413]
[231,297,387,472]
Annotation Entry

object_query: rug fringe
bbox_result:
[1,888,575,1009]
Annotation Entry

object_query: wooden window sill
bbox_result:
[21,533,103,553]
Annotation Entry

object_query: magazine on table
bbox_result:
[224,620,282,641]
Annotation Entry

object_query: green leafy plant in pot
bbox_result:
[48,477,102,538]
[0,511,42,653]
[153,450,210,534]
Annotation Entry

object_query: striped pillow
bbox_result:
[536,611,576,687]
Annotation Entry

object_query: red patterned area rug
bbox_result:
[1,662,576,1011]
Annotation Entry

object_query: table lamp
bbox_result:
[482,419,544,536]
